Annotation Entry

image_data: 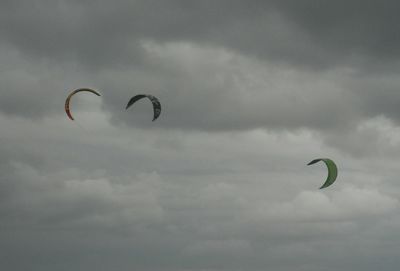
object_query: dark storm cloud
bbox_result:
[272,0,400,61]
[2,0,400,69]
[1,0,400,132]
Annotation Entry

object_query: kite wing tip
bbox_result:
[319,184,330,189]
[307,159,320,166]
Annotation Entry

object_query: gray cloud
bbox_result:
[2,1,400,270]
[2,0,400,69]
[1,0,400,133]
[1,114,400,270]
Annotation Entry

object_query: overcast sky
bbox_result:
[1,1,400,270]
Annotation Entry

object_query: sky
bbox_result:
[1,1,400,270]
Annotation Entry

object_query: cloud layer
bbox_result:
[1,1,400,271]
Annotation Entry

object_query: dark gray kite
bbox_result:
[126,94,161,121]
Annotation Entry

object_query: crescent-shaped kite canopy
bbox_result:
[125,94,161,121]
[65,88,101,121]
[307,158,338,189]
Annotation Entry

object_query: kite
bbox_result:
[307,158,338,189]
[126,94,161,121]
[65,88,101,120]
